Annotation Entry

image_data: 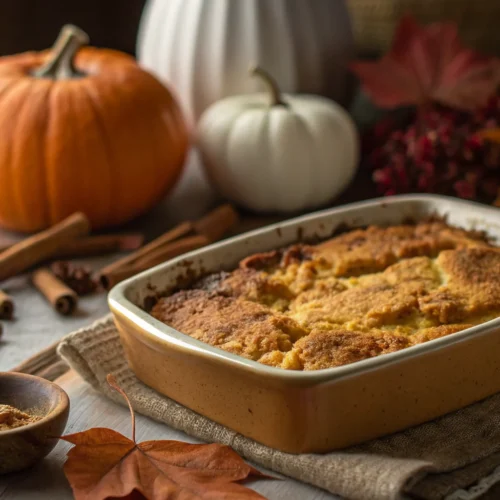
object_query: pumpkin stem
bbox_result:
[32,24,89,80]
[250,65,288,107]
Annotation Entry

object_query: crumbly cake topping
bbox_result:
[150,222,500,371]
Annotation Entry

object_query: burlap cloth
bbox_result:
[57,316,500,500]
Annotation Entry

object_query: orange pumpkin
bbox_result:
[0,25,188,232]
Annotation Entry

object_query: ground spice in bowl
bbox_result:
[0,404,41,431]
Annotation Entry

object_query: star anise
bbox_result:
[51,261,98,296]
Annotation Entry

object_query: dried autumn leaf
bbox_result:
[61,375,270,500]
[350,15,500,111]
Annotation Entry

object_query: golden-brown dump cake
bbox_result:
[151,221,500,371]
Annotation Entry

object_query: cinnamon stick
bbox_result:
[50,233,143,258]
[99,204,238,289]
[0,290,14,319]
[0,213,90,282]
[0,233,144,259]
[193,204,239,242]
[99,221,194,288]
[134,235,210,267]
[99,266,144,290]
[32,268,78,316]
[101,235,210,289]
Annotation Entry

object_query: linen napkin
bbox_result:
[57,316,500,500]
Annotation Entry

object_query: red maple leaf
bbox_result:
[350,15,500,111]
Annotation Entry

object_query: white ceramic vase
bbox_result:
[137,0,355,128]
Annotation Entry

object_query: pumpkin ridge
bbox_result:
[0,80,23,228]
[294,113,318,208]
[150,0,177,74]
[268,111,288,210]
[295,109,328,203]
[80,78,127,225]
[162,0,188,103]
[189,0,211,121]
[80,81,114,225]
[35,82,55,230]
[45,82,63,225]
[7,80,35,230]
[14,80,52,230]
[225,109,258,206]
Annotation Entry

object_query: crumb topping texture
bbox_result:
[151,222,500,371]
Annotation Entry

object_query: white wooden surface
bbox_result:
[0,370,336,500]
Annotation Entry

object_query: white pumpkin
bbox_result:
[196,67,359,213]
[137,0,354,127]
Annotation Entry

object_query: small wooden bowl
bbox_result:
[0,372,69,474]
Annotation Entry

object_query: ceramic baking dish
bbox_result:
[108,195,500,453]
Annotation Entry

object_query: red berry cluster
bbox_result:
[365,95,500,205]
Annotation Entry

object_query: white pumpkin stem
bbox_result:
[33,24,89,80]
[250,66,287,107]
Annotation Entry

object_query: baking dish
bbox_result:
[108,195,500,453]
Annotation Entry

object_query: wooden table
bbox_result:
[0,153,353,499]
